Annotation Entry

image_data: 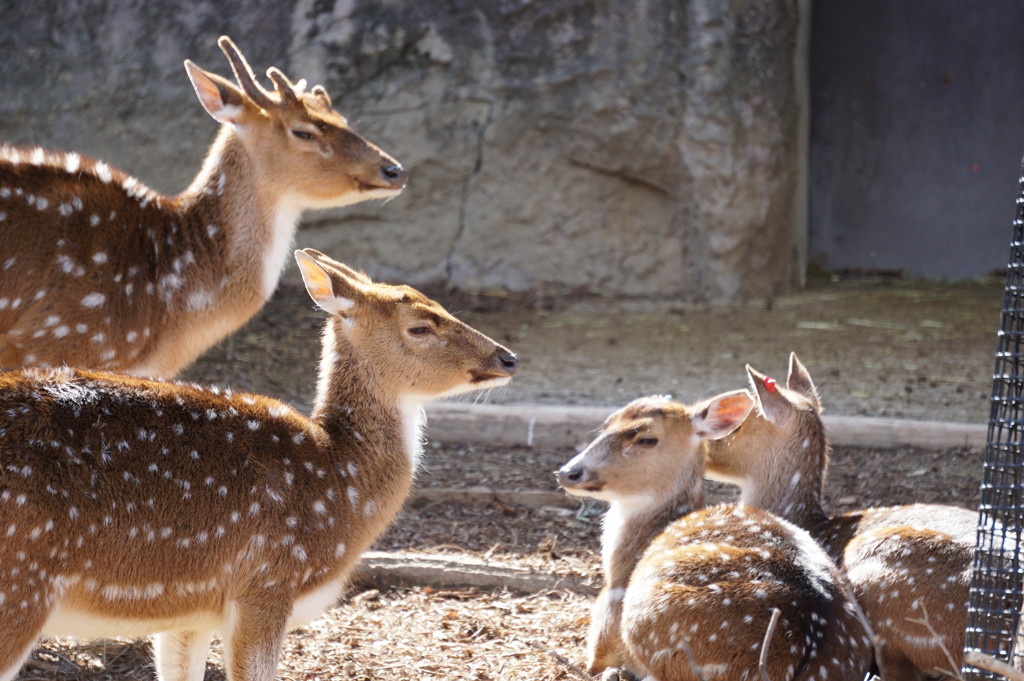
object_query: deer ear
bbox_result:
[694,390,754,440]
[294,251,358,316]
[786,353,821,410]
[747,364,793,426]
[185,60,249,124]
[300,248,373,285]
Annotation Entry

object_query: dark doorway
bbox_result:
[809,1,1024,278]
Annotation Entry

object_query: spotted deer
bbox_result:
[0,248,517,681]
[0,36,406,378]
[703,353,975,680]
[556,394,872,681]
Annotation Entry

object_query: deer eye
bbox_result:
[291,129,316,141]
[636,437,659,447]
[407,326,431,336]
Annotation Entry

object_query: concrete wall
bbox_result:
[0,0,806,302]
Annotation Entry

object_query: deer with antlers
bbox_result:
[557,393,872,681]
[0,36,406,378]
[703,353,976,680]
[0,248,516,681]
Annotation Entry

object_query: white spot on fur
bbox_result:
[94,162,113,183]
[187,289,214,311]
[81,293,106,308]
[56,255,75,274]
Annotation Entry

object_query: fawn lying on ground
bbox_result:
[0,36,406,378]
[703,353,974,680]
[0,249,516,681]
[557,394,872,681]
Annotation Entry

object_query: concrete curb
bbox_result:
[424,403,987,450]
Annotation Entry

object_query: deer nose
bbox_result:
[380,163,406,186]
[556,464,584,488]
[498,350,518,374]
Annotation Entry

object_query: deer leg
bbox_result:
[0,642,35,681]
[154,630,213,681]
[600,668,643,681]
[587,586,627,673]
[875,648,924,681]
[0,336,24,370]
[221,599,289,681]
[0,610,45,681]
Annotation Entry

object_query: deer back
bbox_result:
[622,503,873,681]
[833,504,975,679]
[0,368,364,638]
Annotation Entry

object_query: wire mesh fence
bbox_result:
[962,161,1024,679]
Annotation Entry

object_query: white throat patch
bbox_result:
[262,199,304,299]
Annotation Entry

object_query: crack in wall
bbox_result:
[445,98,495,287]
[567,158,672,197]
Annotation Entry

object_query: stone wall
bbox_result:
[0,0,806,303]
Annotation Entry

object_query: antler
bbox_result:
[311,85,332,107]
[217,36,276,111]
[267,67,303,106]
[217,35,330,111]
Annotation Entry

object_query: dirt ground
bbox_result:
[20,276,1000,680]
[181,274,1001,424]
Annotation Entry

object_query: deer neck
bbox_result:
[180,127,302,303]
[602,480,703,590]
[308,320,423,516]
[738,418,831,534]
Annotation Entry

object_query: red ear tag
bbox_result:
[764,376,777,393]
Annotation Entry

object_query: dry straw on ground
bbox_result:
[27,588,592,681]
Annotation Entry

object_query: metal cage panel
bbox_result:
[962,162,1024,679]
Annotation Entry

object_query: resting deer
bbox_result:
[557,394,872,681]
[0,248,516,681]
[703,353,975,680]
[0,36,406,378]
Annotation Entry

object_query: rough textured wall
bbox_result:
[0,0,804,302]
